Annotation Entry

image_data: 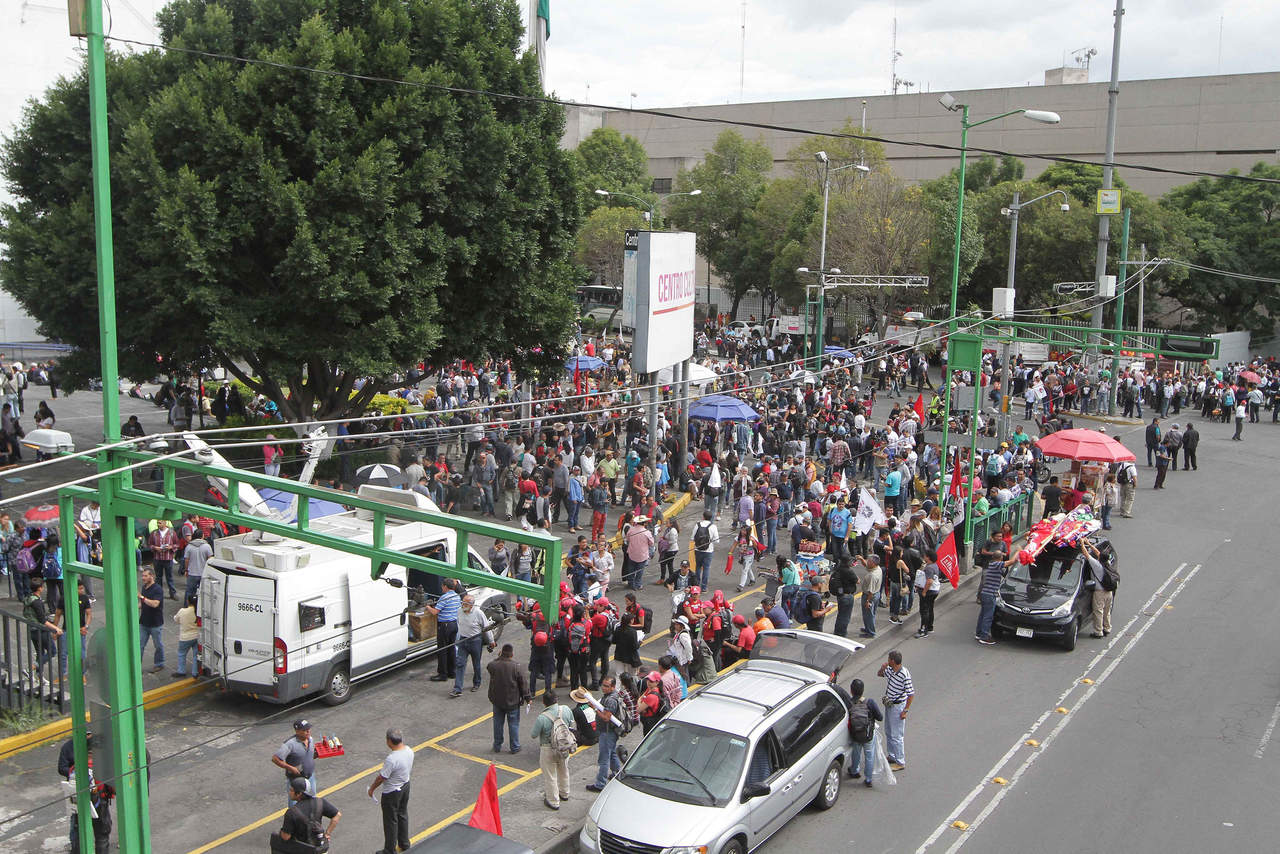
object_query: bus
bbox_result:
[576,283,629,333]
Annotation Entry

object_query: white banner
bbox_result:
[854,488,886,535]
[633,231,696,374]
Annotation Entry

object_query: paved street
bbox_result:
[0,386,1276,854]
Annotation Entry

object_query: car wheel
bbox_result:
[813,760,841,810]
[1060,617,1078,652]
[719,838,746,854]
[321,663,352,705]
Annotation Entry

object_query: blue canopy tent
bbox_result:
[688,394,760,422]
[565,355,605,372]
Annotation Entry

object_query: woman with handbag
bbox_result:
[657,520,679,585]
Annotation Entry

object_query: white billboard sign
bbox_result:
[621,229,639,332]
[633,231,696,374]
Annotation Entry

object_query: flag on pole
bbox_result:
[531,0,550,88]
[913,393,925,422]
[936,529,961,588]
[468,763,503,835]
[838,469,848,494]
[853,488,886,535]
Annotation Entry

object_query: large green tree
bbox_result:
[575,204,648,289]
[572,126,652,219]
[1160,161,1280,337]
[667,129,773,318]
[0,0,579,421]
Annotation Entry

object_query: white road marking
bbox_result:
[1254,699,1280,759]
[916,562,1198,854]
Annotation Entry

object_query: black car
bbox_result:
[992,538,1115,651]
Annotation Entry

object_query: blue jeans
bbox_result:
[765,518,777,553]
[1101,504,1113,529]
[890,583,911,618]
[492,704,521,752]
[629,559,648,590]
[567,501,580,530]
[139,625,164,667]
[694,551,711,589]
[848,735,874,782]
[154,558,176,596]
[479,485,495,516]
[834,594,855,638]
[705,492,722,518]
[176,638,198,676]
[884,704,906,764]
[185,574,201,605]
[595,729,621,786]
[977,592,997,640]
[861,594,877,636]
[453,634,483,693]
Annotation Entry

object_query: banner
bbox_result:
[936,529,960,588]
[853,488,886,535]
[913,394,925,422]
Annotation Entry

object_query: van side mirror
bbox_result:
[741,782,770,802]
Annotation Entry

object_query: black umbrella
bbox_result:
[353,463,409,488]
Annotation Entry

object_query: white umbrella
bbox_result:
[657,363,718,387]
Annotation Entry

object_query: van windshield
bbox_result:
[619,721,747,807]
[1007,545,1081,592]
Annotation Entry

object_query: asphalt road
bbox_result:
[2,385,1277,854]
[762,414,1280,854]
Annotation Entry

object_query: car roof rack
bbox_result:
[692,669,813,715]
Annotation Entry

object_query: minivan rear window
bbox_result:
[750,632,852,676]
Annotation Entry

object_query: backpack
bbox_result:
[502,466,518,491]
[14,546,36,575]
[639,606,653,635]
[848,699,874,744]
[287,797,329,851]
[42,552,61,580]
[602,610,619,638]
[780,584,807,622]
[1099,559,1120,592]
[568,621,588,654]
[693,522,712,551]
[547,709,578,759]
[22,593,42,626]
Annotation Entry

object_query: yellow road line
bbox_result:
[426,743,525,776]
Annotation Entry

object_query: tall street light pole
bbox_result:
[807,151,868,371]
[936,94,1060,552]
[997,188,1070,443]
[1091,0,1126,355]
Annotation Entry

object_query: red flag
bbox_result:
[468,763,503,835]
[913,394,925,423]
[947,464,962,500]
[936,529,961,588]
[723,551,735,575]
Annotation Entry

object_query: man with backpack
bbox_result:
[837,678,883,787]
[22,576,62,693]
[1082,539,1116,638]
[584,678,627,793]
[691,510,719,590]
[270,776,341,853]
[531,690,576,810]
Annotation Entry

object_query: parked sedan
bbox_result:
[579,631,864,854]
[993,538,1116,651]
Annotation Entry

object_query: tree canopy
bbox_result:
[667,129,773,317]
[573,127,653,219]
[0,0,580,421]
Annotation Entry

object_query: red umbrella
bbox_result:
[23,504,60,526]
[1035,428,1136,463]
[1239,370,1262,385]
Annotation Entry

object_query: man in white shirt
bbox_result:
[368,728,414,854]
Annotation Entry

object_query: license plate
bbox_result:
[1015,627,1035,639]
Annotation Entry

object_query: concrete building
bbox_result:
[565,70,1280,199]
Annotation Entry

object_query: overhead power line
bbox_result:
[98,35,1280,187]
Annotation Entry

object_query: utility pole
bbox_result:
[1137,243,1147,333]
[1108,208,1131,415]
[1090,0,1125,353]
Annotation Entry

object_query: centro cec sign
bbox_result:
[633,231,696,374]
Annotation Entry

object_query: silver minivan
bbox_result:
[579,630,864,854]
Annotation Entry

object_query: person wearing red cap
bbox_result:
[587,599,615,689]
[637,671,665,735]
[529,629,554,695]
[701,591,732,669]
[721,614,756,666]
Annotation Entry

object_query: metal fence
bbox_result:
[971,490,1036,551]
[0,609,68,716]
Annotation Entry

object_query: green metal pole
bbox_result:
[60,499,91,853]
[83,0,151,848]
[1109,208,1131,415]
[963,376,981,548]
[938,109,969,537]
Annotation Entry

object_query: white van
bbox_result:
[197,486,516,706]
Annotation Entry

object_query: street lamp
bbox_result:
[935,95,1060,557]
[807,150,871,370]
[595,188,700,228]
[995,188,1071,443]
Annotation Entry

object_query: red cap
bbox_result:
[689,586,701,596]
[646,671,662,682]
[533,631,548,647]
[732,614,748,627]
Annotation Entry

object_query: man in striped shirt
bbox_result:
[877,649,914,771]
